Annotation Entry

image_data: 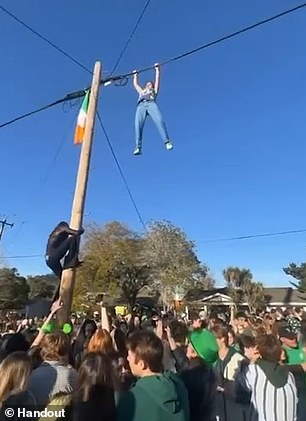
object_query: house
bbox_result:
[184,287,306,311]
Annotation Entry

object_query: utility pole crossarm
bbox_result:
[0,219,14,243]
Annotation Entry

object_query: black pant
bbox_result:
[46,236,79,301]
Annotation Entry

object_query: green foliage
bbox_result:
[27,274,57,299]
[283,262,306,292]
[142,220,213,306]
[223,267,252,306]
[0,268,29,310]
[74,220,212,310]
[223,266,266,311]
[74,221,147,310]
[243,279,266,313]
[109,262,152,310]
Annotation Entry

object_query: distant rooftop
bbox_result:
[184,287,306,306]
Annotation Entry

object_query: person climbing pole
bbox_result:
[133,63,173,155]
[45,221,84,301]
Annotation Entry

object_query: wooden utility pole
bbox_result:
[0,219,13,244]
[57,61,102,325]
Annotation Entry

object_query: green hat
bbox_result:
[189,329,218,364]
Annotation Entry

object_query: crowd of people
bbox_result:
[0,300,305,421]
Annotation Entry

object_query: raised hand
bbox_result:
[51,297,63,315]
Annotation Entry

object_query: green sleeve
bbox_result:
[116,391,136,421]
[117,388,152,421]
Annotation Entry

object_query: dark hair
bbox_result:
[209,311,219,321]
[240,334,256,349]
[169,320,188,345]
[74,352,115,402]
[113,328,127,357]
[256,334,282,363]
[50,221,69,237]
[212,324,229,347]
[127,330,163,373]
[236,311,247,320]
[74,320,97,353]
[0,333,30,361]
[27,346,43,369]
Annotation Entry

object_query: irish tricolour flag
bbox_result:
[74,91,90,145]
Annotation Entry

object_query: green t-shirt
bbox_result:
[283,342,305,365]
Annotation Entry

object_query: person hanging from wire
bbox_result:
[45,221,84,301]
[132,63,173,155]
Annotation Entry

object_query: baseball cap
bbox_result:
[278,325,297,341]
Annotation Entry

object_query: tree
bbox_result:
[223,267,266,311]
[27,274,57,299]
[0,268,29,310]
[243,279,266,313]
[223,267,252,307]
[192,264,215,290]
[109,262,152,310]
[74,220,211,311]
[144,221,211,307]
[283,262,306,292]
[74,222,149,310]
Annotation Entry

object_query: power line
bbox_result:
[0,254,43,260]
[0,90,85,129]
[97,112,147,232]
[110,0,152,75]
[0,4,92,74]
[1,3,306,130]
[2,227,306,260]
[115,2,306,80]
[198,229,306,244]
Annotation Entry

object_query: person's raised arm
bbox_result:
[64,226,84,236]
[100,295,110,332]
[154,63,160,94]
[133,70,143,95]
[31,298,63,348]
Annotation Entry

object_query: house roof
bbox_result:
[184,288,228,302]
[184,287,306,306]
[264,287,306,305]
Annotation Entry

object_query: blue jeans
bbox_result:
[135,100,169,148]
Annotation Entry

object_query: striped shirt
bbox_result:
[242,363,298,421]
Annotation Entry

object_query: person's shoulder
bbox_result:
[4,390,36,407]
[228,350,245,367]
[117,388,138,413]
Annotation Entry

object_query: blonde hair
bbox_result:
[0,352,32,407]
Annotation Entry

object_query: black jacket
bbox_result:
[179,357,216,421]
[0,390,37,421]
[73,387,116,421]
